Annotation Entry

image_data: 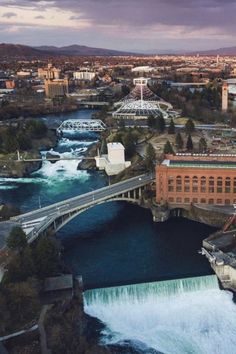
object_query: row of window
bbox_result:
[167,175,236,194]
[168,197,234,205]
[168,185,235,193]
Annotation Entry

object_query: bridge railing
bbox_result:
[12,174,154,222]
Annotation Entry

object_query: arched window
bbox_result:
[184,176,190,192]
[225,199,230,205]
[201,176,206,193]
[225,177,231,193]
[200,198,206,204]
[176,176,182,192]
[234,177,236,193]
[168,176,174,192]
[192,176,198,193]
[217,177,222,193]
[209,176,214,193]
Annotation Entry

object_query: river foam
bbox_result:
[84,275,236,354]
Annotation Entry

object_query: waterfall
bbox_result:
[84,275,236,354]
[84,275,218,306]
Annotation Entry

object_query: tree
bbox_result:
[168,118,175,134]
[156,114,166,133]
[6,227,27,252]
[175,132,183,151]
[6,280,40,322]
[163,140,174,154]
[122,131,136,158]
[34,237,59,278]
[5,247,35,283]
[147,115,156,129]
[186,134,193,151]
[17,133,32,150]
[185,118,195,134]
[199,137,207,153]
[145,143,156,171]
[25,120,47,139]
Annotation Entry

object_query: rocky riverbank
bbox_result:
[77,143,98,170]
[0,129,58,178]
[44,288,161,354]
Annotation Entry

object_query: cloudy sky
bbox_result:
[0,0,235,52]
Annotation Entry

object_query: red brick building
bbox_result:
[156,154,236,206]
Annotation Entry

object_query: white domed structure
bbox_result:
[113,77,172,120]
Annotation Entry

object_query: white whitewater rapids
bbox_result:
[84,275,236,354]
[0,139,93,190]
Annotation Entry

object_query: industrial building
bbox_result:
[156,154,236,206]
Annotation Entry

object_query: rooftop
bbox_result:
[162,159,236,169]
[44,274,73,292]
[107,142,124,150]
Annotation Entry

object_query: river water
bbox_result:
[1,109,236,353]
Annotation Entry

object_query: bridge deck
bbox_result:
[11,174,154,242]
[57,119,106,132]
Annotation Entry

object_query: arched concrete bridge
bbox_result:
[11,174,154,243]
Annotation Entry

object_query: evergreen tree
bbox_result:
[163,140,174,154]
[34,237,59,278]
[185,118,195,134]
[122,131,136,158]
[186,134,193,151]
[147,115,156,128]
[145,143,156,171]
[156,114,166,133]
[175,132,183,151]
[6,227,27,252]
[199,137,207,153]
[6,280,40,322]
[168,118,175,134]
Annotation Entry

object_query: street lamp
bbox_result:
[90,188,95,201]
[38,195,41,209]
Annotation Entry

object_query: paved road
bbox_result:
[12,174,154,225]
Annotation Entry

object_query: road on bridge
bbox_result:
[12,174,154,227]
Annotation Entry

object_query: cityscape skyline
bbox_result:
[0,0,236,52]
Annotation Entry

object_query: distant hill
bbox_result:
[0,43,52,59]
[0,43,135,60]
[190,46,236,56]
[35,44,135,56]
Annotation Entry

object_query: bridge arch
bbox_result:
[52,197,141,233]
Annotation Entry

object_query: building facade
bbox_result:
[222,81,228,112]
[44,79,68,99]
[73,70,95,81]
[38,64,61,80]
[156,154,236,206]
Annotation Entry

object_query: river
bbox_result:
[1,109,236,353]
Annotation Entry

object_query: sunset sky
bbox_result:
[0,0,235,52]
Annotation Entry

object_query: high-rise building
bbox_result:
[222,81,228,112]
[38,64,61,80]
[44,79,69,99]
[73,70,95,81]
